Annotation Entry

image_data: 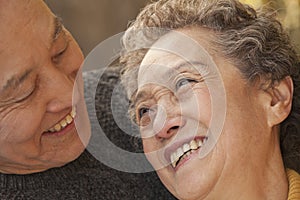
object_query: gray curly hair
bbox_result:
[120,0,300,171]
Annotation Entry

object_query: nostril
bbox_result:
[167,126,180,134]
[170,126,179,130]
[155,117,185,139]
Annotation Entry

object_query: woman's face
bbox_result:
[0,0,90,174]
[133,28,275,199]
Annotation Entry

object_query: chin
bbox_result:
[63,138,86,161]
[158,163,218,200]
[174,187,207,200]
[47,136,86,168]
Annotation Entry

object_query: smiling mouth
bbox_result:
[45,107,77,133]
[170,137,208,168]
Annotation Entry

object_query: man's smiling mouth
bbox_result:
[45,107,77,133]
[170,137,208,168]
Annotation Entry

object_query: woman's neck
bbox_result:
[208,132,288,200]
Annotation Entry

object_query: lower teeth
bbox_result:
[175,148,199,167]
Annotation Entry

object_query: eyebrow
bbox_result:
[0,17,63,95]
[1,69,34,93]
[52,16,64,42]
[163,61,206,81]
[133,91,149,105]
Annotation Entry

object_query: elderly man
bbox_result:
[0,0,175,199]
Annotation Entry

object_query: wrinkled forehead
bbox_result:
[0,0,53,87]
[0,0,53,51]
[0,0,40,22]
[0,0,51,38]
[137,29,217,88]
[138,50,180,86]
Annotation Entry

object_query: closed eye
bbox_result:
[52,43,68,63]
[14,87,35,103]
[51,30,70,64]
[1,83,36,106]
[14,76,39,103]
[54,48,67,58]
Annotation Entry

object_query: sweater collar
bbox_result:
[287,169,300,200]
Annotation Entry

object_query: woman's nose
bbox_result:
[149,92,185,140]
[154,116,186,140]
[152,96,185,140]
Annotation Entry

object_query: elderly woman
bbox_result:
[120,0,300,199]
[0,0,176,199]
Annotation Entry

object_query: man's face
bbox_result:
[0,0,90,174]
[133,28,274,199]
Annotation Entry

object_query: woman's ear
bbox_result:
[266,76,293,127]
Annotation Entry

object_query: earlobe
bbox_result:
[267,76,293,127]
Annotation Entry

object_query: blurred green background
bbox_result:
[45,0,299,56]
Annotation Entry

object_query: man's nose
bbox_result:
[45,69,76,113]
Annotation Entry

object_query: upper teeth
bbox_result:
[46,107,77,133]
[170,138,207,168]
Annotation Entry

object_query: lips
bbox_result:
[44,106,77,133]
[165,136,208,168]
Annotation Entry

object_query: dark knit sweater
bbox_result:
[0,67,176,200]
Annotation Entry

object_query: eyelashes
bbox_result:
[139,107,150,119]
[135,106,153,127]
[51,31,70,64]
[14,87,35,103]
[54,47,67,60]
[175,77,197,90]
[14,76,39,104]
[52,42,69,64]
